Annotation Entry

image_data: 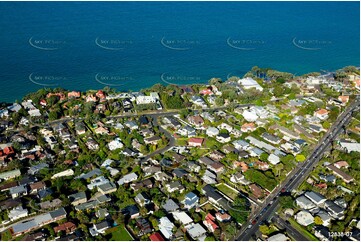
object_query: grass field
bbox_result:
[1,229,12,241]
[106,226,133,241]
[289,218,319,241]
[216,183,239,200]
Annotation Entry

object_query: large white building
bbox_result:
[238,77,263,91]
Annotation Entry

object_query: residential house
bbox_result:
[54,222,76,235]
[203,213,218,233]
[233,139,250,150]
[202,185,229,210]
[316,210,332,227]
[29,181,46,194]
[87,176,109,190]
[188,137,204,147]
[186,223,207,240]
[326,164,354,183]
[118,173,138,185]
[206,127,219,137]
[122,205,140,219]
[339,141,360,153]
[0,169,21,181]
[159,217,175,239]
[305,191,327,206]
[295,195,316,210]
[135,192,151,207]
[178,126,196,137]
[208,150,225,162]
[295,211,314,226]
[172,211,193,226]
[267,233,289,241]
[338,95,349,105]
[172,168,188,178]
[250,184,264,199]
[324,200,345,219]
[8,206,29,221]
[143,166,161,177]
[218,123,233,132]
[98,182,117,195]
[183,192,199,210]
[144,136,161,145]
[314,109,329,120]
[136,217,152,236]
[188,115,204,128]
[262,133,281,144]
[216,133,231,143]
[268,154,280,165]
[108,138,124,150]
[166,181,185,193]
[10,207,67,237]
[334,161,349,169]
[68,192,88,206]
[149,232,165,241]
[89,221,110,237]
[215,212,231,222]
[241,122,256,132]
[9,185,28,199]
[230,172,250,185]
[162,199,179,213]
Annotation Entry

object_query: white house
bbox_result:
[295,195,316,210]
[159,217,175,239]
[172,211,193,226]
[118,173,138,185]
[51,169,74,179]
[218,123,233,132]
[295,211,314,226]
[206,127,219,137]
[136,95,157,105]
[242,110,258,122]
[8,206,28,221]
[268,154,280,165]
[238,77,263,91]
[108,138,124,150]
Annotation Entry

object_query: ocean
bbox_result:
[0,1,359,102]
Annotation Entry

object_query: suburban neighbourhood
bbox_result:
[0,66,359,241]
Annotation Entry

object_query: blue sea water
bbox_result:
[0,1,359,102]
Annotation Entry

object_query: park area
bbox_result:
[106,226,133,241]
[216,183,239,200]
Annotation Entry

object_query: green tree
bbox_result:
[48,111,60,121]
[259,225,270,235]
[314,216,323,225]
[279,196,294,209]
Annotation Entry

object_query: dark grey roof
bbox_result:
[49,207,66,219]
[173,168,188,178]
[95,221,109,230]
[162,199,179,212]
[68,191,87,202]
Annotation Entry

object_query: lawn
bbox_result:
[288,218,319,241]
[106,226,133,241]
[216,183,239,200]
[1,229,12,241]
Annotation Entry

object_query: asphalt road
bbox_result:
[235,96,359,241]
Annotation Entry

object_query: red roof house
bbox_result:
[188,137,204,147]
[150,232,165,241]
